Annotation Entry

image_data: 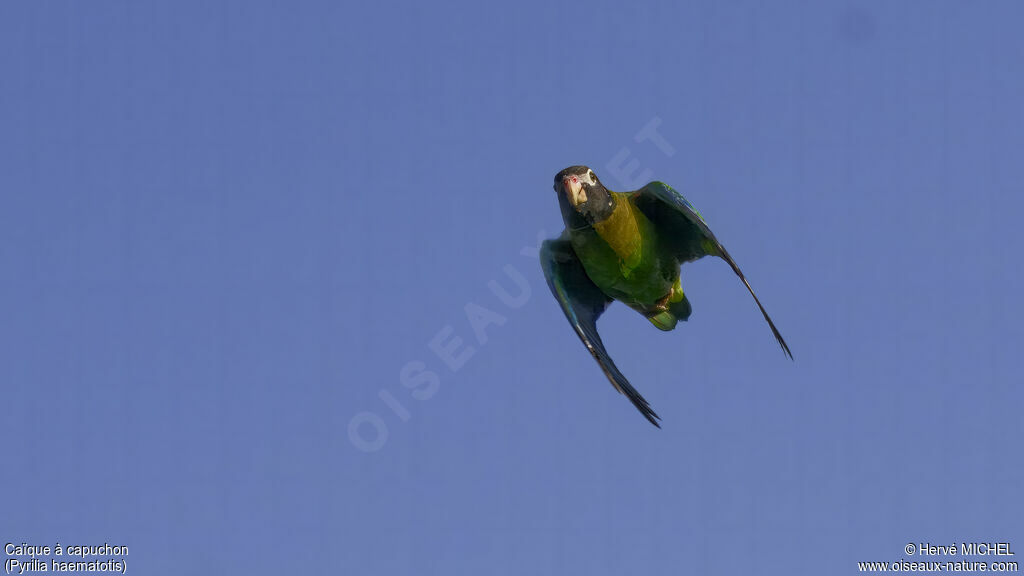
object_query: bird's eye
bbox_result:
[589,171,595,181]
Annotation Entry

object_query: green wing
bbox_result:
[633,182,793,360]
[540,235,661,427]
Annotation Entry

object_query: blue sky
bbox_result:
[2,1,1021,574]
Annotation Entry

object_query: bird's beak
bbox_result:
[563,177,587,207]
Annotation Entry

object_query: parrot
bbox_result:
[540,165,792,427]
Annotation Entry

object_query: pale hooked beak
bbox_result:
[563,176,587,206]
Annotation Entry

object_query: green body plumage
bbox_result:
[568,192,689,330]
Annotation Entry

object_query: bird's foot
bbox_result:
[654,291,673,312]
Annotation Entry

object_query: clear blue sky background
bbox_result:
[2,1,1021,574]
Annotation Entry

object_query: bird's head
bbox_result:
[554,165,615,225]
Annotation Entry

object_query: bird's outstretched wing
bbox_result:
[632,182,793,359]
[540,235,661,427]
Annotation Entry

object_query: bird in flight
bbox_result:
[540,166,792,427]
